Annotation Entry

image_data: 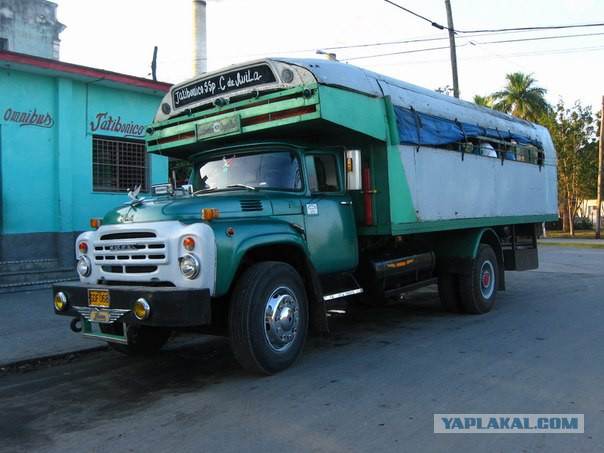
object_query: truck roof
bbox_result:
[158,57,549,149]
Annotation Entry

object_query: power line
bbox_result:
[345,44,462,61]
[383,0,446,30]
[384,0,604,34]
[343,31,604,62]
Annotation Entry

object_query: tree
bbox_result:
[435,85,454,96]
[473,95,493,108]
[491,72,550,122]
[543,100,599,235]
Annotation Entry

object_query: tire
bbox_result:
[100,323,172,355]
[229,261,308,375]
[459,244,498,314]
[438,272,465,313]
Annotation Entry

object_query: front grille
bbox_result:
[93,231,168,275]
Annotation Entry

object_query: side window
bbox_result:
[309,154,340,193]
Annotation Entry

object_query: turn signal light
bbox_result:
[78,242,88,254]
[90,218,102,229]
[183,237,195,251]
[201,208,220,221]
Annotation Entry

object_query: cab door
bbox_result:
[303,153,358,274]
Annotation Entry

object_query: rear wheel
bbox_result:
[229,261,308,375]
[438,272,465,313]
[459,244,498,314]
[100,323,172,355]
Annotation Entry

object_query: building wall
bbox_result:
[0,0,64,59]
[0,61,169,266]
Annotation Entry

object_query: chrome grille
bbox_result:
[93,231,167,274]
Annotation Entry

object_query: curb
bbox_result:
[0,346,108,375]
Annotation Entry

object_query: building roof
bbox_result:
[0,50,171,95]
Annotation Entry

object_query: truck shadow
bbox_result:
[1,286,469,448]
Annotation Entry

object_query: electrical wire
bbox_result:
[384,0,604,34]
[342,31,604,62]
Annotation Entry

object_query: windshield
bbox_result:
[192,150,303,192]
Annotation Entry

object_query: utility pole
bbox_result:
[444,0,460,98]
[596,95,603,239]
[151,46,158,81]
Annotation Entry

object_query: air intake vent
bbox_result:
[240,199,263,212]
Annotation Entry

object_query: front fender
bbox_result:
[211,219,309,296]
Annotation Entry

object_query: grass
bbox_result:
[544,230,601,239]
[540,229,604,248]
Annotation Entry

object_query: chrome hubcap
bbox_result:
[264,286,299,352]
[480,260,496,300]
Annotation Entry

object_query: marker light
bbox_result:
[183,237,196,251]
[281,68,294,83]
[201,208,219,221]
[78,241,88,254]
[90,218,102,229]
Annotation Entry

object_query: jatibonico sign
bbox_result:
[90,112,146,138]
[172,64,276,108]
[3,108,55,128]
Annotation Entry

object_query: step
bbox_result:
[0,261,77,293]
[0,259,61,273]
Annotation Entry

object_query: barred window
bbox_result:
[92,136,148,192]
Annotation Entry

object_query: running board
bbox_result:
[323,287,364,301]
[320,272,364,301]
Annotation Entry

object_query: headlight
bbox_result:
[179,254,200,279]
[76,255,92,277]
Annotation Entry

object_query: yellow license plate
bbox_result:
[88,289,110,308]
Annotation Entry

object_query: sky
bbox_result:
[53,0,604,111]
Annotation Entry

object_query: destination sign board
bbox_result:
[172,64,277,108]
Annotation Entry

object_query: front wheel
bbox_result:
[229,261,308,375]
[459,244,499,314]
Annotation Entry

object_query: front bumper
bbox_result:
[53,282,211,327]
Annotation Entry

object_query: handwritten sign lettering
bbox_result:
[90,113,145,138]
[3,108,55,128]
[173,64,277,108]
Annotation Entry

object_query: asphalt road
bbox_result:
[1,246,603,452]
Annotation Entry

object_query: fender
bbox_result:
[433,227,505,290]
[211,219,309,296]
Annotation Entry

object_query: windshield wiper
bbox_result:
[192,187,218,195]
[226,184,258,191]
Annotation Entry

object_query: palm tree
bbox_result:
[491,72,550,122]
[473,95,493,108]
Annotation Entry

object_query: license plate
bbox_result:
[88,289,110,308]
[89,310,111,323]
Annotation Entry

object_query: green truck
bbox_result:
[53,58,558,374]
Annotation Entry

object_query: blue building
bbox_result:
[0,50,171,289]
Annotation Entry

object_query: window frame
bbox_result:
[92,135,149,193]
